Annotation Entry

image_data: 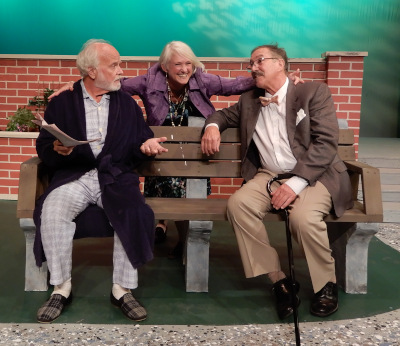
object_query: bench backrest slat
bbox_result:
[137,161,241,178]
[152,126,355,145]
[159,143,240,160]
[338,129,355,145]
[151,127,240,143]
[337,146,356,161]
[139,126,356,178]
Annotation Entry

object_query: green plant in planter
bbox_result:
[28,88,54,113]
[5,87,54,132]
[6,107,38,132]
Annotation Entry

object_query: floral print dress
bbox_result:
[144,100,211,198]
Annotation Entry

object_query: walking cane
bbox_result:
[267,175,301,346]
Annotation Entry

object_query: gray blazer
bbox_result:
[205,80,353,217]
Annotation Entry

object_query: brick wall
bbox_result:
[0,52,367,200]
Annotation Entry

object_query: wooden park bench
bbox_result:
[16,123,383,294]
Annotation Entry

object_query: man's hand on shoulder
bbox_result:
[288,68,304,85]
[201,125,221,156]
[141,137,168,156]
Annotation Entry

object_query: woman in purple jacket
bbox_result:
[122,41,257,257]
[53,41,299,258]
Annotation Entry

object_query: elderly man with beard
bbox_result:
[34,39,167,323]
[201,44,353,319]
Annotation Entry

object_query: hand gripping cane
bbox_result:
[267,175,301,346]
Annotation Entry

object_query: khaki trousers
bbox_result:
[227,170,335,293]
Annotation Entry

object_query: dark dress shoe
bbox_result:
[110,292,147,321]
[37,293,73,323]
[310,282,338,317]
[272,277,300,320]
[168,241,184,260]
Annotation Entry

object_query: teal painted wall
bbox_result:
[1,0,399,137]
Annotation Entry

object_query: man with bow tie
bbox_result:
[201,44,353,319]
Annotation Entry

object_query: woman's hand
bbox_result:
[48,81,75,100]
[288,68,304,85]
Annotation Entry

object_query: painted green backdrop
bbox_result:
[1,0,399,137]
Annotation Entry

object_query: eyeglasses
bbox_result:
[247,57,277,71]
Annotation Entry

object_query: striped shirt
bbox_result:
[81,80,110,158]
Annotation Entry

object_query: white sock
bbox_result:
[52,278,72,299]
[112,283,130,300]
[156,221,167,232]
[267,271,287,284]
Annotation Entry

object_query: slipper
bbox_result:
[37,293,73,323]
[110,292,147,321]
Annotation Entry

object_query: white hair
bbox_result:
[76,39,111,77]
[159,41,204,72]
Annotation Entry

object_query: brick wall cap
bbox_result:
[0,131,39,139]
[288,58,324,63]
[1,54,325,64]
[322,51,368,58]
[0,54,77,60]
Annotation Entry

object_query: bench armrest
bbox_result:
[344,160,383,219]
[17,157,46,219]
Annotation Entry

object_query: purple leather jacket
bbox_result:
[121,63,255,126]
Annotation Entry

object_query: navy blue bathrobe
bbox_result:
[33,81,155,269]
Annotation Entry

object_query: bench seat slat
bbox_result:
[146,198,382,222]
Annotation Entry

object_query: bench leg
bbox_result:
[328,222,378,294]
[185,220,212,293]
[185,178,212,293]
[20,218,48,291]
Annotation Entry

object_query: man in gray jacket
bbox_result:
[201,44,353,319]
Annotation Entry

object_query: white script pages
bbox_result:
[33,114,100,147]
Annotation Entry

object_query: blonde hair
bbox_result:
[159,41,204,72]
[76,39,111,77]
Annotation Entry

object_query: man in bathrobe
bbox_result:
[34,39,167,323]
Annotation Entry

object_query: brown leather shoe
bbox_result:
[310,282,338,317]
[168,241,184,260]
[155,225,167,244]
[272,278,300,320]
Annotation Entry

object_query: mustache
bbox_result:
[252,71,264,79]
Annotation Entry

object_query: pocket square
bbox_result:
[296,108,307,126]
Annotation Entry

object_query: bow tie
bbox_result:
[259,95,279,106]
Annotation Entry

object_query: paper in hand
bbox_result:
[33,114,100,147]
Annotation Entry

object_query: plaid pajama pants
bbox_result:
[40,169,138,289]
